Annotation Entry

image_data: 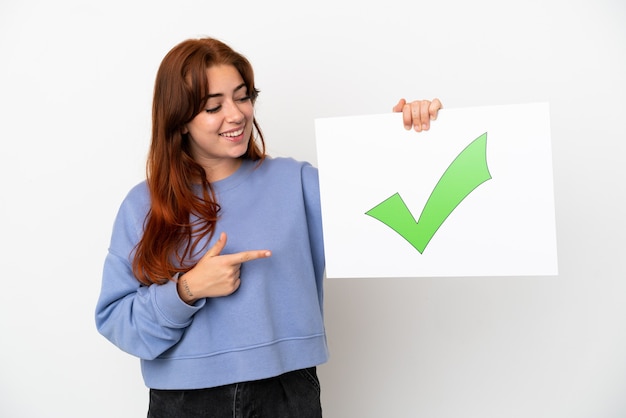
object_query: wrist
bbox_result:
[177,273,197,305]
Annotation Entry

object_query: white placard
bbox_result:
[315,102,558,278]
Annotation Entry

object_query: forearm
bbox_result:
[95,253,204,359]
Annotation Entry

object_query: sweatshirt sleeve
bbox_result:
[301,163,326,286]
[95,184,206,360]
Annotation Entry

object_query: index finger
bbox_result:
[227,249,272,265]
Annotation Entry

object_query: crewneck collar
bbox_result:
[211,158,257,193]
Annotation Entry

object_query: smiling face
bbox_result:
[185,64,255,181]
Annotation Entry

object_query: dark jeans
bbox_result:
[147,367,322,418]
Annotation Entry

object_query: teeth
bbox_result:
[221,128,244,138]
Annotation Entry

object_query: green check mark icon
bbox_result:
[365,132,492,253]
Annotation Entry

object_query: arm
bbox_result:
[95,188,204,360]
[95,187,272,360]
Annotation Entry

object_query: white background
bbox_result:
[0,0,624,417]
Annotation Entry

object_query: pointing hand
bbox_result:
[177,232,272,303]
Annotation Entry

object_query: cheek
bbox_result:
[243,108,255,132]
[189,117,221,137]
[243,103,255,120]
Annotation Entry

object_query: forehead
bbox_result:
[205,65,245,93]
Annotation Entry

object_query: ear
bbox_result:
[181,125,189,134]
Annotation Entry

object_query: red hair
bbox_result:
[133,38,265,285]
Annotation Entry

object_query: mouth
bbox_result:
[220,127,245,140]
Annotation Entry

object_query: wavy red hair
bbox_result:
[133,38,265,285]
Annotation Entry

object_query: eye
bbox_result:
[236,95,251,103]
[205,106,221,113]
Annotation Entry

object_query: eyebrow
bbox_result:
[206,83,247,99]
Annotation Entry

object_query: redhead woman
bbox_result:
[95,37,442,417]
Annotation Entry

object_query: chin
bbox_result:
[233,144,250,159]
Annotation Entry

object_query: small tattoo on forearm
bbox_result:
[181,277,193,298]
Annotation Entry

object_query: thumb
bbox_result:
[204,232,227,258]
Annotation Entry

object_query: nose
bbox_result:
[224,100,245,124]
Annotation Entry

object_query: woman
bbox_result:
[95,37,441,417]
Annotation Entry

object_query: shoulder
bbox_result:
[108,181,150,252]
[255,157,319,190]
[259,156,317,176]
[260,157,320,200]
[114,180,150,227]
[122,181,150,209]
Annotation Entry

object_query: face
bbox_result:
[184,64,254,180]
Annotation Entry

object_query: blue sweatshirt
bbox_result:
[95,157,328,389]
